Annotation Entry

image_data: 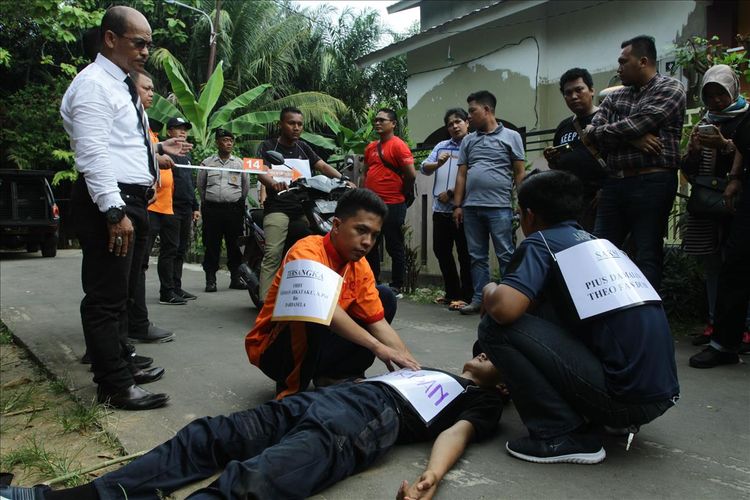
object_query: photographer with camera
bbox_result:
[544,68,607,231]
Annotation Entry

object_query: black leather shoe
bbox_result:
[82,352,153,369]
[205,281,217,292]
[128,323,175,343]
[689,346,740,368]
[132,366,165,384]
[97,385,169,410]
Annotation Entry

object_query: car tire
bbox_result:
[41,234,58,258]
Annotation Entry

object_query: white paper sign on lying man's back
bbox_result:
[363,369,464,424]
[272,259,343,325]
[554,239,661,320]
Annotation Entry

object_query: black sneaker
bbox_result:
[159,292,187,305]
[506,433,606,464]
[177,288,197,300]
[689,346,740,368]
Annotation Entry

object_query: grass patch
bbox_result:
[1,384,37,414]
[49,374,72,395]
[404,286,445,304]
[56,398,109,434]
[0,321,13,345]
[0,436,85,486]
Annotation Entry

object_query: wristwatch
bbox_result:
[105,206,125,224]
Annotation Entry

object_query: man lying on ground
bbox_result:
[245,188,419,399]
[478,169,679,464]
[1,352,505,500]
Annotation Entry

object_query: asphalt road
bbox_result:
[1,249,748,499]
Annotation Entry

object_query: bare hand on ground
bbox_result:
[397,471,438,500]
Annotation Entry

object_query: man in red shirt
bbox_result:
[363,108,416,297]
[246,188,420,398]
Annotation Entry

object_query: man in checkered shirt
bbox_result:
[584,35,686,291]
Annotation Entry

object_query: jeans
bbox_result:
[201,201,244,275]
[366,203,407,288]
[478,314,675,439]
[711,182,750,351]
[71,179,144,391]
[432,212,472,302]
[462,206,514,304]
[93,383,401,500]
[594,171,677,291]
[260,286,397,397]
[147,211,180,297]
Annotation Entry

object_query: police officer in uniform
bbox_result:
[197,129,249,291]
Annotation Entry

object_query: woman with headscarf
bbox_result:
[681,64,750,351]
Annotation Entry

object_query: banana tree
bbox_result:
[307,112,378,163]
[147,55,346,150]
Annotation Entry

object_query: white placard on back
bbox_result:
[271,259,343,325]
[363,369,465,424]
[554,239,661,320]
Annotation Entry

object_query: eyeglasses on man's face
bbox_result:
[373,117,393,124]
[115,33,155,51]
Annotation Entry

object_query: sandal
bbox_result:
[448,300,468,311]
[434,296,448,305]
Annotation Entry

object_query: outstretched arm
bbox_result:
[397,420,475,500]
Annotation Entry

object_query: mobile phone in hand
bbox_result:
[698,124,718,136]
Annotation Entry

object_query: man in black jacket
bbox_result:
[165,117,200,300]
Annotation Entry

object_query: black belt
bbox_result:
[118,183,155,201]
[202,199,243,208]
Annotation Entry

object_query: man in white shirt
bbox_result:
[60,6,188,410]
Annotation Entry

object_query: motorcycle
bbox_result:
[238,151,351,309]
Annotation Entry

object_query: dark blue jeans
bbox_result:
[366,202,406,288]
[93,383,401,499]
[594,171,677,291]
[478,314,674,439]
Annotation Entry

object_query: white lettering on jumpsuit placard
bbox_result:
[363,369,464,424]
[555,239,661,320]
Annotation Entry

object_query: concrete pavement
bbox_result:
[1,249,748,499]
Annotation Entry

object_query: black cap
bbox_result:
[215,128,234,139]
[167,117,192,130]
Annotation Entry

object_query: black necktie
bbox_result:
[125,75,158,183]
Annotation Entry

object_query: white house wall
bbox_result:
[398,0,708,283]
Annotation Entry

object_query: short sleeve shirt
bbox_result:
[364,136,414,204]
[147,130,174,215]
[502,221,680,403]
[245,233,384,366]
[258,138,321,216]
[457,124,524,208]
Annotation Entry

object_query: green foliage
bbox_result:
[148,54,346,149]
[404,286,445,304]
[402,224,421,294]
[0,321,12,344]
[56,397,108,434]
[0,78,71,170]
[660,245,705,323]
[322,112,377,162]
[0,436,85,487]
[51,150,78,186]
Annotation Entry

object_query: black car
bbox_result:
[0,169,60,257]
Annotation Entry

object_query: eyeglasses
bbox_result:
[373,117,393,123]
[116,34,154,51]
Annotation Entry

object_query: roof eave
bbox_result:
[356,0,549,68]
[387,0,421,14]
